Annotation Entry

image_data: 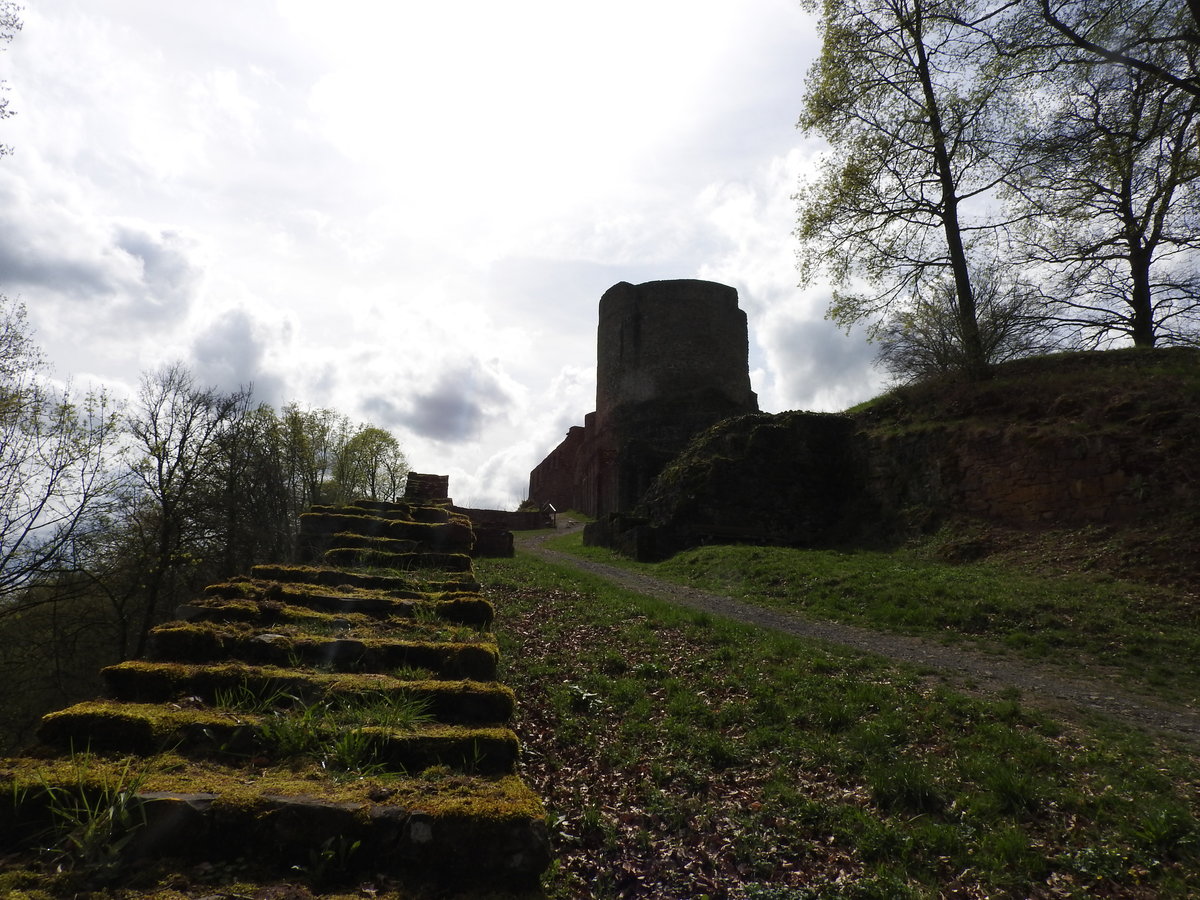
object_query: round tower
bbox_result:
[593,279,758,514]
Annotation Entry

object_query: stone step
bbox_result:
[298,511,474,558]
[0,489,550,891]
[311,500,453,524]
[1,754,548,888]
[323,532,423,554]
[101,661,516,724]
[148,622,499,680]
[198,579,492,625]
[36,700,520,774]
[322,547,474,572]
[249,563,482,598]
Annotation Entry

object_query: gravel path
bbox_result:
[516,528,1200,746]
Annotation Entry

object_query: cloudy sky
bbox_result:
[0,0,884,508]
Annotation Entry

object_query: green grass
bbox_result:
[481,551,1200,899]
[546,531,1200,703]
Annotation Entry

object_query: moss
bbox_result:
[5,752,539,814]
[324,548,474,572]
[101,662,515,723]
[37,700,241,754]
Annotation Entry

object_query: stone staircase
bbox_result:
[0,498,549,893]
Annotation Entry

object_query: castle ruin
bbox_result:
[529,279,758,517]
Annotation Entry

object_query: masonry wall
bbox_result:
[528,425,590,514]
[862,426,1185,527]
[607,401,1197,560]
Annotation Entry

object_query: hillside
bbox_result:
[616,347,1199,589]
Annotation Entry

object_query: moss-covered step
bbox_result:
[101,661,516,723]
[249,563,482,597]
[197,580,493,625]
[322,531,423,554]
[0,755,549,887]
[171,601,488,639]
[36,700,520,774]
[148,622,499,679]
[310,501,453,524]
[173,601,491,661]
[322,547,474,572]
[297,511,475,554]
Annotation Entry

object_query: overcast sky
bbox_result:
[0,0,885,508]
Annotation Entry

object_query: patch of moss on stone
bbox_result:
[101,662,515,723]
[324,548,474,572]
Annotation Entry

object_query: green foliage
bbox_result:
[35,750,149,881]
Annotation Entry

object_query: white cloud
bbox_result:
[0,0,883,512]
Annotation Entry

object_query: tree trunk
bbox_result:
[1128,247,1157,347]
[909,2,990,378]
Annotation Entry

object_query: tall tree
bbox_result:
[797,0,1020,377]
[1004,5,1200,347]
[334,426,408,502]
[124,363,248,656]
[213,400,294,576]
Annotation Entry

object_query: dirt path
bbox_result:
[516,528,1200,746]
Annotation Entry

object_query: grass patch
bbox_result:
[546,531,1200,702]
[481,551,1200,898]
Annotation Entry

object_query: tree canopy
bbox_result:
[799,0,1200,378]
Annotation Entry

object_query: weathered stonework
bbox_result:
[602,348,1199,560]
[528,279,759,517]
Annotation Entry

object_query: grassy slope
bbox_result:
[551,531,1200,705]
[481,552,1200,900]
[486,349,1200,898]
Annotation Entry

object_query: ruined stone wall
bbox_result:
[528,425,589,514]
[405,472,451,503]
[862,426,1185,527]
[603,403,1197,560]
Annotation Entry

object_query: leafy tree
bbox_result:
[1004,9,1200,347]
[213,401,294,575]
[279,405,356,506]
[0,297,119,612]
[334,426,408,502]
[797,0,1020,378]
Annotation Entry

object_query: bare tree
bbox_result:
[876,264,1058,379]
[0,298,119,613]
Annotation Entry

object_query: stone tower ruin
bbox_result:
[529,278,758,517]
